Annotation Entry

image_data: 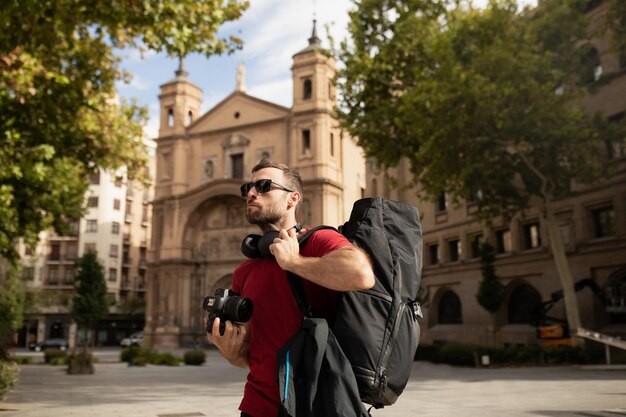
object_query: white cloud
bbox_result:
[127,73,149,91]
[248,78,293,108]
[143,102,160,139]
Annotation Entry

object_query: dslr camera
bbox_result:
[203,288,253,336]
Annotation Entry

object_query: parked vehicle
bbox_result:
[28,338,69,352]
[120,332,143,347]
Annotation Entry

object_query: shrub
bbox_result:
[439,342,480,367]
[121,347,181,366]
[184,349,206,365]
[152,352,181,366]
[67,352,94,375]
[121,347,158,363]
[131,356,149,366]
[415,342,607,367]
[120,346,140,363]
[12,357,33,365]
[0,360,19,399]
[44,349,68,365]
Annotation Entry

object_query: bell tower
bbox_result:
[155,58,203,199]
[158,58,203,137]
[290,20,345,227]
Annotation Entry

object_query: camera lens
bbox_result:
[223,296,254,323]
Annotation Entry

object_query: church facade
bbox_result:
[145,26,366,348]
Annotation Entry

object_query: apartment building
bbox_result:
[16,144,155,347]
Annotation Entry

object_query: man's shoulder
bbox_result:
[301,226,350,256]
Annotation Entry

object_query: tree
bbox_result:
[476,241,503,347]
[0,265,25,360]
[337,0,626,345]
[0,0,249,262]
[71,252,108,349]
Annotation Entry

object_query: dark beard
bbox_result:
[246,206,283,231]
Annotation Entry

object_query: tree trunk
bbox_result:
[543,205,583,347]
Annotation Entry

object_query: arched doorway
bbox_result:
[507,284,542,325]
[437,290,463,325]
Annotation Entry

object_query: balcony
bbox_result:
[123,233,131,243]
[138,260,148,270]
[122,257,132,268]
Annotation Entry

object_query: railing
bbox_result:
[573,328,626,365]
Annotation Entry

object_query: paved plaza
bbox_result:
[1,349,625,417]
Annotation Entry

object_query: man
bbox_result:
[206,159,375,417]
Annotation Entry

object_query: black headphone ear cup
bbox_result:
[241,234,262,258]
[258,231,279,258]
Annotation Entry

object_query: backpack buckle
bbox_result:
[410,301,423,319]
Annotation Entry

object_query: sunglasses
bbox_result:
[240,179,294,198]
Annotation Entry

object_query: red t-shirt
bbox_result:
[232,229,351,417]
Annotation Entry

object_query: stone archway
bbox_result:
[181,194,255,345]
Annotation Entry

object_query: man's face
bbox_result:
[244,167,291,228]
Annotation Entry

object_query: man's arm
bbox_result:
[270,228,375,291]
[205,318,249,368]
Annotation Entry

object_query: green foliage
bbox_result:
[337,0,626,221]
[44,349,68,365]
[0,266,25,360]
[0,0,249,262]
[11,356,33,365]
[184,349,206,365]
[0,360,19,399]
[476,241,503,314]
[414,342,607,366]
[605,0,626,54]
[152,352,181,366]
[131,356,150,367]
[119,347,181,366]
[71,252,108,347]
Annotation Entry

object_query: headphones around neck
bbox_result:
[240,224,302,259]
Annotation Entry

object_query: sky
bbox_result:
[115,0,537,139]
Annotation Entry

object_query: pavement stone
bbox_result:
[1,349,625,417]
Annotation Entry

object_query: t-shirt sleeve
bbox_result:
[303,228,351,258]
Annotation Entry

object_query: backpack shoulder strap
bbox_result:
[287,225,338,317]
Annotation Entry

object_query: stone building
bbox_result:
[365,1,626,347]
[146,23,366,348]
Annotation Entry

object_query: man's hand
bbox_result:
[205,317,249,368]
[269,228,301,271]
[269,228,375,291]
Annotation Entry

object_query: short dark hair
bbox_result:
[251,158,303,197]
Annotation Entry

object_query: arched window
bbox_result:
[438,290,463,324]
[507,284,542,325]
[187,110,193,126]
[581,46,602,84]
[167,108,174,127]
[303,79,312,100]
